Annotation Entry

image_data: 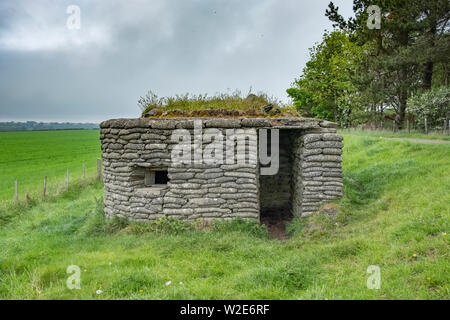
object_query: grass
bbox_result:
[340,128,450,141]
[0,130,101,202]
[0,133,449,299]
[138,90,301,118]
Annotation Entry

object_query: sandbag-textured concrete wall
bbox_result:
[101,120,259,221]
[100,117,344,221]
[292,132,344,217]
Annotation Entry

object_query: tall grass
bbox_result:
[138,90,300,117]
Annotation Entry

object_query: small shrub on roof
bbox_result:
[138,90,301,118]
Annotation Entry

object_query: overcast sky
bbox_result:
[0,0,352,122]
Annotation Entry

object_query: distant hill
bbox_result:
[0,121,99,132]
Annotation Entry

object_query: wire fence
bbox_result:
[348,117,450,136]
[4,159,103,208]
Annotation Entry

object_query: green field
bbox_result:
[340,128,450,141]
[0,131,449,299]
[0,130,101,202]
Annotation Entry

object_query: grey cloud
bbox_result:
[0,0,353,122]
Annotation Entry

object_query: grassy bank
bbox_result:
[0,135,448,299]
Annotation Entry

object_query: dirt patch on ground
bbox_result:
[261,211,292,240]
[262,218,289,240]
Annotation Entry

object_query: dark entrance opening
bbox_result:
[259,130,299,239]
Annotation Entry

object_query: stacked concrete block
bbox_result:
[292,131,344,217]
[100,119,260,221]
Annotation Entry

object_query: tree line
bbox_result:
[287,0,449,130]
[0,121,99,132]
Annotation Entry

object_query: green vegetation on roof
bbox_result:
[138,90,301,118]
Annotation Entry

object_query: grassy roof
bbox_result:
[138,91,301,118]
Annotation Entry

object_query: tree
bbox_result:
[287,31,363,126]
[407,86,450,129]
[412,0,450,90]
[326,0,449,129]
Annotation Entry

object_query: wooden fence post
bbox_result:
[43,176,47,197]
[15,180,18,203]
[407,119,410,134]
[393,120,395,133]
[66,169,69,190]
[424,117,428,135]
[97,159,102,181]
